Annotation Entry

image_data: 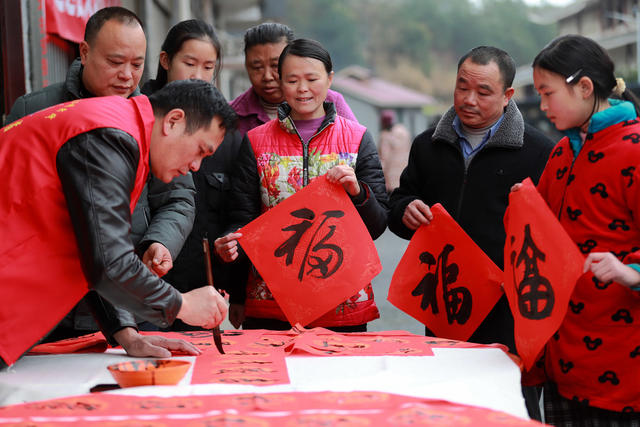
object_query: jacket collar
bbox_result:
[433,99,524,150]
[232,87,272,122]
[277,101,337,135]
[64,58,142,100]
[563,99,637,156]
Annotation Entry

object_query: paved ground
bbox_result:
[368,229,423,335]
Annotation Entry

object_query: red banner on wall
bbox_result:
[45,0,121,44]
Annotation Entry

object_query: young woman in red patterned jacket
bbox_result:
[527,34,640,425]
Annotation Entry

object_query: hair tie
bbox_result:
[613,77,626,96]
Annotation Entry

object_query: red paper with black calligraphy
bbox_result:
[238,175,382,326]
[0,391,544,426]
[191,330,292,386]
[504,178,584,370]
[387,203,503,342]
[285,328,435,356]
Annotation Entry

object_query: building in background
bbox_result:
[1,0,438,136]
[514,0,640,140]
[332,66,436,144]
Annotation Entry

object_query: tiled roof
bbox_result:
[332,67,435,108]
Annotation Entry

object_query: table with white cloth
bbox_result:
[0,330,538,426]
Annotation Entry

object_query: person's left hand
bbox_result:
[583,252,640,288]
[142,242,173,277]
[326,165,360,196]
[113,327,201,358]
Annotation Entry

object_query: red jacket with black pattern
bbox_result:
[537,117,640,412]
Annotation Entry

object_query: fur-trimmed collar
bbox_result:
[433,99,524,149]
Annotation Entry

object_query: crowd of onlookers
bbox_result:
[1,6,639,425]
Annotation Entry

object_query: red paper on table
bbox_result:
[387,203,503,342]
[285,328,434,356]
[28,332,107,355]
[504,178,584,370]
[238,175,382,326]
[191,347,290,386]
[0,391,545,426]
[138,330,291,386]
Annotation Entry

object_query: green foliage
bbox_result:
[283,0,364,69]
[280,0,556,76]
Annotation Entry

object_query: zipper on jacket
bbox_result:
[288,118,335,187]
[454,144,469,221]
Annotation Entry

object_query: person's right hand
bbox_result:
[402,199,433,230]
[510,182,523,192]
[177,287,228,329]
[214,232,243,262]
[228,303,246,329]
[583,252,640,288]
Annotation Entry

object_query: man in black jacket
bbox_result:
[5,7,196,357]
[388,46,554,420]
[0,80,234,367]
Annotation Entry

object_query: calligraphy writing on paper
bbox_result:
[510,224,555,319]
[274,207,345,281]
[413,244,472,325]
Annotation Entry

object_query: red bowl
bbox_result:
[107,359,191,388]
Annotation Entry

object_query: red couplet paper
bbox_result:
[238,175,382,326]
[387,203,503,342]
[285,328,435,357]
[27,332,107,355]
[504,178,584,370]
[0,391,544,426]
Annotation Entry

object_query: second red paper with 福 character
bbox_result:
[238,175,382,327]
[387,204,504,342]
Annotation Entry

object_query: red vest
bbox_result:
[0,96,153,365]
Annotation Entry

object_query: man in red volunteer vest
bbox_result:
[0,80,235,367]
[6,6,204,357]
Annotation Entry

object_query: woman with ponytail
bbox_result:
[527,34,640,424]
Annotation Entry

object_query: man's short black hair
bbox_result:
[84,7,144,44]
[149,80,236,134]
[457,46,516,90]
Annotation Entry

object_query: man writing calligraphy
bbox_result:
[0,80,234,367]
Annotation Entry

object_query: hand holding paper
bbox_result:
[503,177,584,369]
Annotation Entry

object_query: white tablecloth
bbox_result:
[0,345,529,419]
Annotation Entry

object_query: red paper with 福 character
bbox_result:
[237,176,382,327]
[387,204,504,342]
